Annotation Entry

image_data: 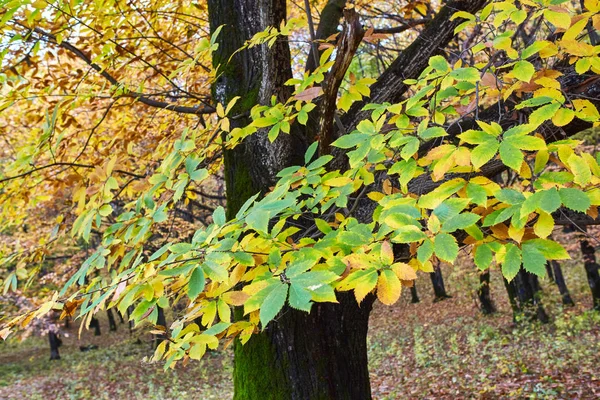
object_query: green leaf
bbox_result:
[502,243,521,281]
[471,142,499,169]
[188,266,205,300]
[259,283,288,328]
[496,189,525,205]
[499,141,523,171]
[568,154,592,186]
[466,183,488,206]
[512,60,535,82]
[559,188,591,213]
[429,55,449,72]
[504,135,545,151]
[419,127,447,140]
[539,188,562,214]
[475,243,493,270]
[529,102,561,126]
[288,283,312,312]
[213,206,226,225]
[434,233,459,263]
[449,67,480,82]
[521,245,547,276]
[304,141,318,164]
[331,133,369,149]
[442,213,480,233]
[524,239,570,260]
[391,226,427,243]
[417,239,434,264]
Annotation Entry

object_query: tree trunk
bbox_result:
[506,269,549,323]
[49,331,61,360]
[410,284,420,304]
[208,1,374,398]
[233,293,373,400]
[107,309,117,331]
[478,271,496,314]
[153,306,168,349]
[503,277,519,322]
[549,261,575,307]
[90,316,101,336]
[430,261,451,301]
[127,305,134,334]
[580,234,600,310]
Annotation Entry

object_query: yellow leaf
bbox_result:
[544,9,571,30]
[354,270,378,304]
[380,240,394,265]
[563,17,588,41]
[391,262,417,280]
[552,108,575,127]
[222,291,250,306]
[323,176,352,187]
[367,191,385,201]
[534,212,554,239]
[376,270,402,305]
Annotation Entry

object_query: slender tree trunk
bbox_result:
[153,306,168,349]
[127,305,134,334]
[503,277,519,322]
[107,309,117,331]
[478,271,496,314]
[580,234,600,310]
[549,261,575,307]
[90,316,101,336]
[410,284,420,304]
[430,261,451,301]
[117,310,125,324]
[49,331,61,360]
[506,269,549,323]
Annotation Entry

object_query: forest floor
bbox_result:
[1,255,600,399]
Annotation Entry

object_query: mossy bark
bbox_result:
[208,1,373,398]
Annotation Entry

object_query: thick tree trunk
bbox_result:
[430,261,451,301]
[506,269,549,323]
[580,235,600,311]
[107,309,117,331]
[49,331,61,360]
[549,261,575,307]
[208,1,374,398]
[90,316,101,336]
[410,284,420,304]
[478,271,496,315]
[234,293,373,400]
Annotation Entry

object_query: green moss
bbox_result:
[224,148,255,220]
[232,332,291,400]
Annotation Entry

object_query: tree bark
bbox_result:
[153,306,168,349]
[549,261,575,307]
[107,309,117,331]
[506,269,549,323]
[430,261,451,301]
[580,233,600,311]
[49,331,61,360]
[410,284,420,304]
[90,316,101,336]
[478,271,496,314]
[208,1,373,398]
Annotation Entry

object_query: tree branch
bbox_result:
[318,8,364,156]
[30,27,215,115]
